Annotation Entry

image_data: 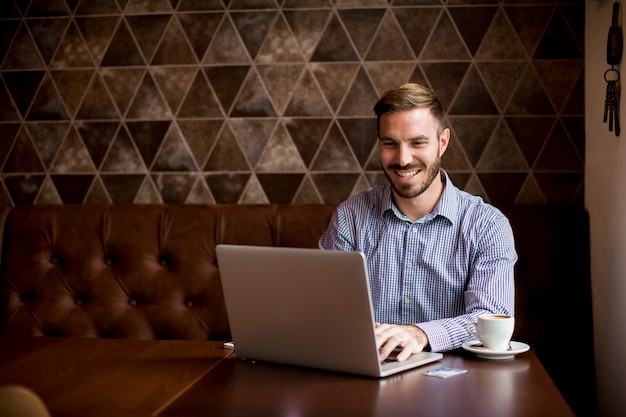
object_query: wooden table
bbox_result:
[0,337,574,417]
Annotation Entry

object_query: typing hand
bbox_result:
[375,322,429,362]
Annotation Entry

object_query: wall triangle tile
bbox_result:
[515,174,547,205]
[257,64,304,114]
[561,5,584,50]
[126,0,174,13]
[506,66,555,115]
[134,175,162,203]
[284,69,332,117]
[256,123,307,172]
[186,176,215,204]
[26,0,71,16]
[152,66,197,114]
[2,1,21,18]
[27,73,70,120]
[30,121,69,172]
[505,116,555,167]
[534,121,583,171]
[562,70,584,115]
[230,0,278,9]
[100,128,146,172]
[366,10,414,61]
[203,65,250,114]
[448,6,497,56]
[76,74,120,119]
[101,173,144,203]
[77,121,120,168]
[3,174,45,205]
[337,118,377,167]
[292,175,322,204]
[257,14,304,63]
[421,62,469,112]
[504,6,552,57]
[476,122,528,171]
[447,173,471,191]
[338,8,384,58]
[2,71,45,118]
[83,176,111,204]
[126,14,171,63]
[126,73,172,119]
[310,62,359,112]
[392,7,440,58]
[476,62,526,112]
[365,145,381,171]
[126,120,171,168]
[204,173,250,204]
[475,10,526,59]
[283,117,330,167]
[533,60,583,112]
[534,172,583,205]
[152,124,197,171]
[478,173,526,207]
[204,124,251,171]
[239,174,269,204]
[364,62,415,96]
[178,119,223,168]
[350,174,371,198]
[50,127,95,173]
[448,116,498,166]
[75,17,119,64]
[256,173,304,203]
[230,68,277,117]
[283,9,330,59]
[0,77,20,121]
[3,128,45,173]
[178,12,223,61]
[463,174,487,202]
[231,11,276,60]
[152,173,196,203]
[50,21,94,68]
[310,13,358,62]
[562,116,585,159]
[421,13,469,60]
[178,71,223,117]
[101,68,145,115]
[310,122,360,171]
[76,0,121,15]
[34,176,62,204]
[26,18,68,65]
[364,172,387,189]
[203,16,251,64]
[449,65,498,115]
[51,174,95,203]
[100,20,145,66]
[2,24,45,69]
[311,173,359,204]
[0,124,20,168]
[230,118,277,167]
[533,9,582,59]
[50,69,93,117]
[338,67,379,116]
[151,16,197,65]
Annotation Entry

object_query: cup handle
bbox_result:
[466,322,480,341]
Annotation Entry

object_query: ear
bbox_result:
[439,128,451,155]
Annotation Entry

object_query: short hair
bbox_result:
[373,83,447,136]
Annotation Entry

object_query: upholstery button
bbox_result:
[50,256,58,265]
[159,258,168,267]
[185,299,193,308]
[75,297,83,306]
[129,299,137,306]
[105,257,113,265]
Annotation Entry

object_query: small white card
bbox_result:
[423,367,467,379]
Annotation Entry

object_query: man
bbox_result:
[319,83,517,362]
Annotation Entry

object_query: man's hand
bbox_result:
[375,323,429,362]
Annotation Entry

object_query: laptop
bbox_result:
[216,244,442,377]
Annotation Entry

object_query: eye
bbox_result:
[381,140,398,148]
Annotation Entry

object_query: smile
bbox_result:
[395,170,418,178]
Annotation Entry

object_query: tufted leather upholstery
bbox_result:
[0,204,335,340]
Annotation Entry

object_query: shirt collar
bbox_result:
[380,169,458,225]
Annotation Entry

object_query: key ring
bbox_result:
[605,67,621,83]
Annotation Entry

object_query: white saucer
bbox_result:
[461,340,530,360]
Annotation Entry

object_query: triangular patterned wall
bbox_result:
[0,0,585,207]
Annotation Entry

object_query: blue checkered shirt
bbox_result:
[319,171,517,352]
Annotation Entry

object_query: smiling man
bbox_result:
[319,83,517,362]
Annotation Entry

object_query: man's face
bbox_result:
[378,108,449,200]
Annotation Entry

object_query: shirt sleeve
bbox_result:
[318,204,356,252]
[416,214,517,352]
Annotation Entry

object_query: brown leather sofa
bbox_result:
[0,203,595,415]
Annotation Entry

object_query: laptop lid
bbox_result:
[216,244,442,377]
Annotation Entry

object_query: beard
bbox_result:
[382,153,442,200]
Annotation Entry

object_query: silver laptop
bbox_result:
[216,244,442,377]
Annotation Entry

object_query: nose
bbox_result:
[396,143,412,167]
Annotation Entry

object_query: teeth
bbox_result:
[396,171,417,178]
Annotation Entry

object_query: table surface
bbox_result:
[0,336,575,417]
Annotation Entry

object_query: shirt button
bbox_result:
[407,261,413,268]
[404,298,411,304]
[412,227,418,233]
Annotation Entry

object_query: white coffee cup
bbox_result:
[466,314,514,351]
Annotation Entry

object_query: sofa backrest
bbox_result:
[0,204,335,340]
